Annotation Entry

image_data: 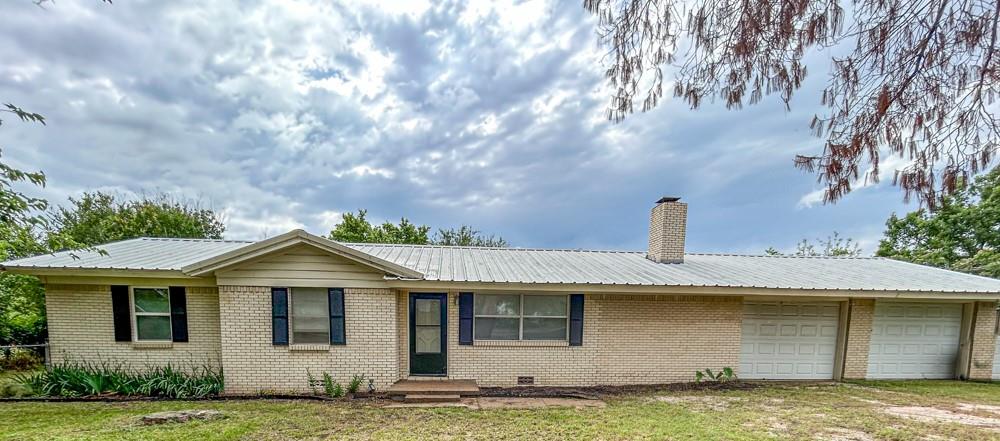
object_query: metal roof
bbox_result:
[345,244,1000,293]
[1,237,253,271]
[3,237,1000,293]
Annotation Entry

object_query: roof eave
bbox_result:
[382,278,1000,299]
[1,266,201,279]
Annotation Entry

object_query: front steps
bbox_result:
[386,379,479,404]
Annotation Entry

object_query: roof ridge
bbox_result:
[137,237,254,244]
[686,252,881,260]
[343,243,882,259]
[343,242,643,253]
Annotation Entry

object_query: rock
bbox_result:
[141,410,224,425]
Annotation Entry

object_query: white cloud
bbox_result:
[0,0,919,251]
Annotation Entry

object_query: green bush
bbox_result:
[15,361,223,398]
[694,367,737,383]
[347,374,365,394]
[0,381,33,397]
[321,372,344,398]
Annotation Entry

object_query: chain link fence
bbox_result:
[0,343,48,370]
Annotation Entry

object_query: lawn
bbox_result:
[1,381,999,440]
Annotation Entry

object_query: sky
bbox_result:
[0,0,920,255]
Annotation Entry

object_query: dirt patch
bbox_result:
[479,381,757,399]
[653,395,742,411]
[384,397,606,410]
[884,406,1000,429]
[820,428,875,441]
[957,403,1000,416]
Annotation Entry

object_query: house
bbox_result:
[3,197,1000,394]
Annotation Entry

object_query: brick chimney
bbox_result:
[647,196,687,263]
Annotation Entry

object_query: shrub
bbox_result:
[0,381,33,398]
[16,361,223,398]
[306,369,319,395]
[321,372,344,398]
[694,367,737,383]
[0,348,42,371]
[347,374,365,394]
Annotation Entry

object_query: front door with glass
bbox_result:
[409,293,447,376]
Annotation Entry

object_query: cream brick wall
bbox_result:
[217,286,399,394]
[969,301,998,380]
[842,298,874,379]
[440,293,742,387]
[45,284,221,368]
[648,200,687,263]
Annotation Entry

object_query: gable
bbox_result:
[180,229,423,280]
[215,244,389,288]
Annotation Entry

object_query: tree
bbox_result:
[877,168,1000,277]
[328,210,430,244]
[432,226,508,247]
[329,209,507,247]
[585,0,1000,207]
[0,191,226,345]
[50,192,225,247]
[766,231,862,257]
[0,107,57,346]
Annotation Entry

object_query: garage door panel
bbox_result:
[993,339,1000,380]
[741,301,839,380]
[867,302,961,379]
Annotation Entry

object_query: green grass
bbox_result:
[1,381,999,440]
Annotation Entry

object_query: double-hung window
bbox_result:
[290,287,330,344]
[473,294,568,340]
[131,287,172,342]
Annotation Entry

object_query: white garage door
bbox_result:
[993,338,1000,380]
[740,302,840,380]
[867,302,962,379]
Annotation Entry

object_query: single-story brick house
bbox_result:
[3,197,1000,394]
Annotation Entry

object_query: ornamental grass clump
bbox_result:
[15,360,223,398]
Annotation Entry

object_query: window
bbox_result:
[131,287,171,341]
[291,287,329,344]
[474,294,567,340]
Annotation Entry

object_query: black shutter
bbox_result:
[271,288,289,345]
[569,294,584,346]
[328,288,346,345]
[169,286,188,342]
[458,292,473,345]
[111,285,132,342]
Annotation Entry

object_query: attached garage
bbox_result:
[740,302,840,380]
[867,302,962,379]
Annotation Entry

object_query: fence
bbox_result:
[0,343,49,369]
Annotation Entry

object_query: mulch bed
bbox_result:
[480,381,759,400]
[1,382,761,403]
[0,392,385,403]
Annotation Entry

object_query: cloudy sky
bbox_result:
[0,0,918,254]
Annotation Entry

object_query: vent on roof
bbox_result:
[517,376,535,386]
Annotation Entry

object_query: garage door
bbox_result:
[867,302,962,379]
[740,302,840,379]
[993,338,1000,380]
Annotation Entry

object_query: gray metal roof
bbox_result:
[1,237,253,271]
[4,237,1000,293]
[345,243,1000,293]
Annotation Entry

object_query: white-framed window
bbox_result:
[130,287,172,342]
[473,294,568,341]
[290,287,330,344]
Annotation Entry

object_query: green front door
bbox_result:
[409,293,447,376]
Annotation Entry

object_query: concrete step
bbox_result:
[387,379,480,397]
[403,394,461,403]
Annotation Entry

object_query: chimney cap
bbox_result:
[655,196,682,204]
